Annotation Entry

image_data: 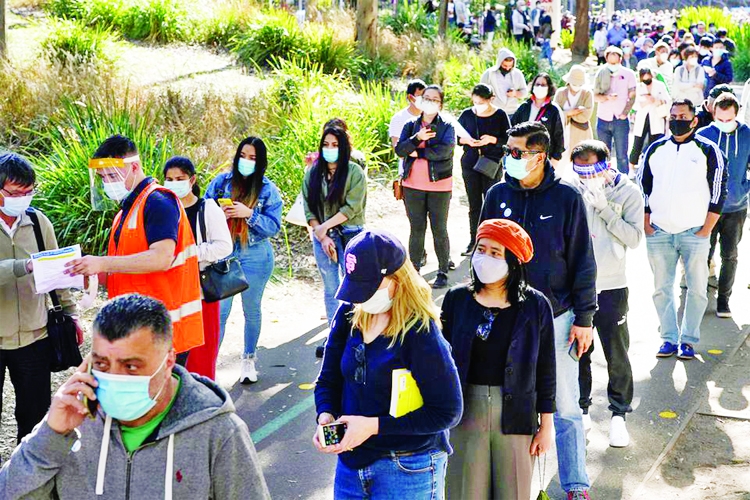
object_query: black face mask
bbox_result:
[500,67,511,76]
[669,118,694,137]
[642,79,652,85]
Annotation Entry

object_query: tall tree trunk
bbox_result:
[356,0,378,55]
[1,0,6,60]
[438,0,448,37]
[571,0,589,57]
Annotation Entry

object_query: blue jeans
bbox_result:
[334,450,448,500]
[219,239,274,358]
[312,226,363,325]
[646,226,710,345]
[596,117,630,173]
[553,310,590,492]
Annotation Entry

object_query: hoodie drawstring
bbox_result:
[165,433,174,500]
[95,415,113,495]
[95,415,175,499]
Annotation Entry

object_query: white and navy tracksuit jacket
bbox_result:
[637,134,728,234]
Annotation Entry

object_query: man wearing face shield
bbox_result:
[637,100,728,361]
[572,140,644,449]
[480,122,597,499]
[0,294,270,499]
[66,135,204,363]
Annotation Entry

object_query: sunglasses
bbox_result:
[354,343,366,385]
[476,309,498,341]
[502,145,545,160]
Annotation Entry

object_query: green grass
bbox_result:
[41,18,120,66]
[380,0,439,39]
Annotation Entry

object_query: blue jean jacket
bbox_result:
[205,172,284,246]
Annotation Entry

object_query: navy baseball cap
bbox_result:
[335,230,407,304]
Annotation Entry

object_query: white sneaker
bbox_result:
[609,415,630,448]
[582,413,592,432]
[240,358,258,384]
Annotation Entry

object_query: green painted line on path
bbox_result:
[251,394,316,445]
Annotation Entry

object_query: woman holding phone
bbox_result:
[302,124,367,326]
[441,219,556,500]
[162,156,232,380]
[314,230,463,499]
[396,84,456,289]
[205,137,283,384]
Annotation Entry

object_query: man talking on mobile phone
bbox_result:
[0,294,270,500]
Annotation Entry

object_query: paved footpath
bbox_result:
[217,167,750,499]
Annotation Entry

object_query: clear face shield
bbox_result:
[87,155,140,211]
[573,159,614,191]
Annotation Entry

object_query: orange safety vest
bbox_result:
[107,181,204,353]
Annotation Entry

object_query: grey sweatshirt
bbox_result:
[579,174,644,293]
[0,365,271,500]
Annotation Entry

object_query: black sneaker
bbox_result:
[461,244,473,256]
[433,272,448,289]
[448,260,456,271]
[716,298,732,318]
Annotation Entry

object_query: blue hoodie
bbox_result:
[480,162,597,327]
[701,53,734,98]
[697,122,750,213]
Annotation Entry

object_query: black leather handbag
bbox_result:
[27,209,83,372]
[198,201,249,303]
[472,112,501,179]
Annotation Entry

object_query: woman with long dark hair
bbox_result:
[302,125,367,325]
[205,136,283,384]
[441,219,556,500]
[162,156,232,380]
[512,73,565,167]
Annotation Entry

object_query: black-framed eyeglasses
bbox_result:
[1,187,37,198]
[476,309,498,341]
[502,145,545,160]
[423,97,443,105]
[354,343,366,385]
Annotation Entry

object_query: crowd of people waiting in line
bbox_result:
[0,14,748,497]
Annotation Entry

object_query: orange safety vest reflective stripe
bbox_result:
[107,181,204,353]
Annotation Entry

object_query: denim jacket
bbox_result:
[205,172,283,247]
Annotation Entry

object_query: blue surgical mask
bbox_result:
[238,158,256,177]
[93,354,169,422]
[163,180,191,199]
[504,156,531,180]
[322,147,339,164]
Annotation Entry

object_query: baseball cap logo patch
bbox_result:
[346,253,357,274]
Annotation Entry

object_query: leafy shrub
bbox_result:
[230,12,306,69]
[380,0,438,39]
[121,0,192,43]
[304,27,358,75]
[676,7,732,32]
[560,29,573,49]
[441,56,485,112]
[41,19,119,67]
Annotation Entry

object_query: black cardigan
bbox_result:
[395,113,456,183]
[511,99,565,161]
[441,285,556,435]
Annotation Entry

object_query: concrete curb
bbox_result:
[631,324,750,498]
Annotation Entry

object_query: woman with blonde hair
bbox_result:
[314,230,463,499]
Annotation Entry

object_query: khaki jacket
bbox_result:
[0,209,76,349]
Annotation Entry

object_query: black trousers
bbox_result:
[578,287,633,417]
[462,167,500,245]
[403,187,451,273]
[0,337,52,443]
[708,208,747,301]
[629,115,664,166]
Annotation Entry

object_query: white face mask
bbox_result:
[714,119,738,134]
[581,176,605,193]
[569,84,581,92]
[421,101,440,116]
[687,57,698,67]
[102,181,131,202]
[163,180,191,199]
[533,85,548,100]
[360,287,393,314]
[472,252,509,284]
[412,96,424,111]
[473,103,489,114]
[607,63,621,73]
[0,194,33,217]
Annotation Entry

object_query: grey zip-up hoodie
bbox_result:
[578,173,644,293]
[0,365,271,500]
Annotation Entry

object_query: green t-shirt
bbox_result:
[120,375,181,453]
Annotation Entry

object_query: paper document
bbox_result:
[389,369,424,418]
[31,244,84,294]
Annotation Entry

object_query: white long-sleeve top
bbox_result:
[194,198,233,270]
[633,79,671,137]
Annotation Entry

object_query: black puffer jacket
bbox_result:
[511,99,566,161]
[396,113,456,183]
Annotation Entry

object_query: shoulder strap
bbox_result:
[25,209,61,309]
[198,199,207,244]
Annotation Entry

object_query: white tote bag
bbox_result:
[285,193,308,227]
